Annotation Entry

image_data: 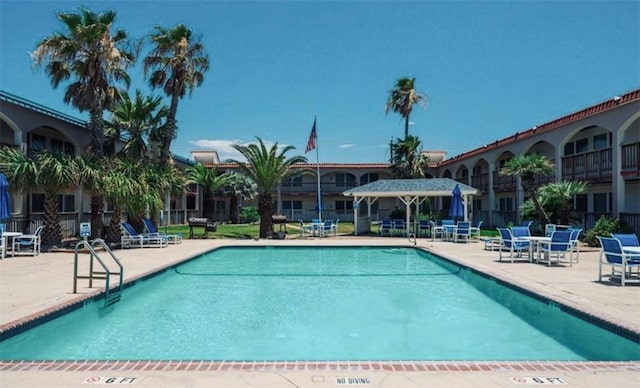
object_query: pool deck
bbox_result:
[1,235,639,387]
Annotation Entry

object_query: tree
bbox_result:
[229,138,307,239]
[390,134,429,178]
[101,158,144,244]
[32,6,135,239]
[385,77,427,138]
[185,164,230,220]
[223,172,257,224]
[144,24,209,167]
[520,181,588,225]
[105,90,168,162]
[0,148,78,246]
[500,154,555,225]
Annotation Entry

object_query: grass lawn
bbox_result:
[162,222,498,239]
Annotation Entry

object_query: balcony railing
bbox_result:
[561,147,612,182]
[279,182,356,195]
[621,142,640,178]
[471,173,489,192]
[492,171,517,192]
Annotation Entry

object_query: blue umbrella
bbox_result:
[0,173,10,227]
[448,183,465,221]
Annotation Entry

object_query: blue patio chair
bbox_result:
[497,227,530,263]
[142,218,182,244]
[454,221,471,243]
[12,225,44,256]
[611,233,639,247]
[520,220,533,229]
[597,236,640,287]
[321,219,336,237]
[298,220,312,239]
[538,230,574,267]
[379,219,393,236]
[311,218,322,237]
[392,219,406,236]
[568,228,582,263]
[430,220,445,241]
[469,220,483,239]
[417,220,431,237]
[545,224,556,237]
[510,226,531,239]
[121,222,168,249]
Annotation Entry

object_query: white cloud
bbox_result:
[339,144,354,149]
[189,138,289,162]
[408,121,416,126]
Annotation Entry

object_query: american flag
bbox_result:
[305,118,317,153]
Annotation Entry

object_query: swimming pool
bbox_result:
[0,246,637,361]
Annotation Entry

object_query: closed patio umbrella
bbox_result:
[448,183,464,221]
[0,173,10,224]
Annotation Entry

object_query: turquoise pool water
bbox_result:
[0,246,637,361]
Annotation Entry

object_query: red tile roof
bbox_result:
[437,88,640,167]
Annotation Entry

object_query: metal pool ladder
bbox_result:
[73,238,124,308]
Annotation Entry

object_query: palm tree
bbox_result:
[390,134,429,178]
[105,90,168,162]
[185,163,230,220]
[500,154,555,225]
[32,7,135,239]
[385,77,427,138]
[0,148,78,246]
[229,138,307,239]
[538,181,588,225]
[101,158,144,244]
[144,23,209,167]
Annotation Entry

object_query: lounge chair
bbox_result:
[537,230,573,267]
[611,233,639,247]
[497,227,530,263]
[454,221,471,243]
[469,220,483,239]
[142,218,182,244]
[121,222,168,249]
[597,236,640,286]
[12,225,44,256]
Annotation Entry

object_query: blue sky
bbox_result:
[1,1,638,163]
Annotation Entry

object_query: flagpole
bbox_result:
[314,116,322,227]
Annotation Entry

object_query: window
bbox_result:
[360,173,379,185]
[498,197,514,211]
[593,193,611,213]
[563,142,575,156]
[282,200,302,211]
[473,199,482,211]
[282,176,302,187]
[575,138,588,154]
[574,194,587,212]
[335,173,355,187]
[593,133,610,150]
[30,134,46,153]
[335,200,353,214]
[31,193,45,212]
[57,195,75,212]
[186,194,196,210]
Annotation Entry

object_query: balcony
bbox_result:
[279,182,357,195]
[492,171,517,192]
[471,173,489,192]
[621,142,640,178]
[561,147,612,183]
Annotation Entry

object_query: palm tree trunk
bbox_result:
[43,193,62,246]
[229,195,239,224]
[529,188,551,225]
[106,206,123,244]
[89,109,106,158]
[90,193,104,239]
[258,194,273,239]
[159,96,179,168]
[404,116,409,138]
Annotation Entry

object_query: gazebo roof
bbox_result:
[343,178,480,198]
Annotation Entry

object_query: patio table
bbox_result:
[3,232,23,257]
[521,236,551,263]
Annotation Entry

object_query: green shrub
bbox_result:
[389,208,405,220]
[584,216,620,247]
[239,206,259,224]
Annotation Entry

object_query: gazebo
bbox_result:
[342,178,481,236]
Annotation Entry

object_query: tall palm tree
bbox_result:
[229,138,307,238]
[385,77,427,138]
[32,7,135,239]
[500,154,555,225]
[144,24,209,167]
[101,158,144,244]
[105,90,168,162]
[0,148,79,246]
[390,134,429,178]
[185,163,230,220]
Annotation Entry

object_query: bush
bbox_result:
[389,208,405,220]
[239,206,259,224]
[584,216,620,247]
